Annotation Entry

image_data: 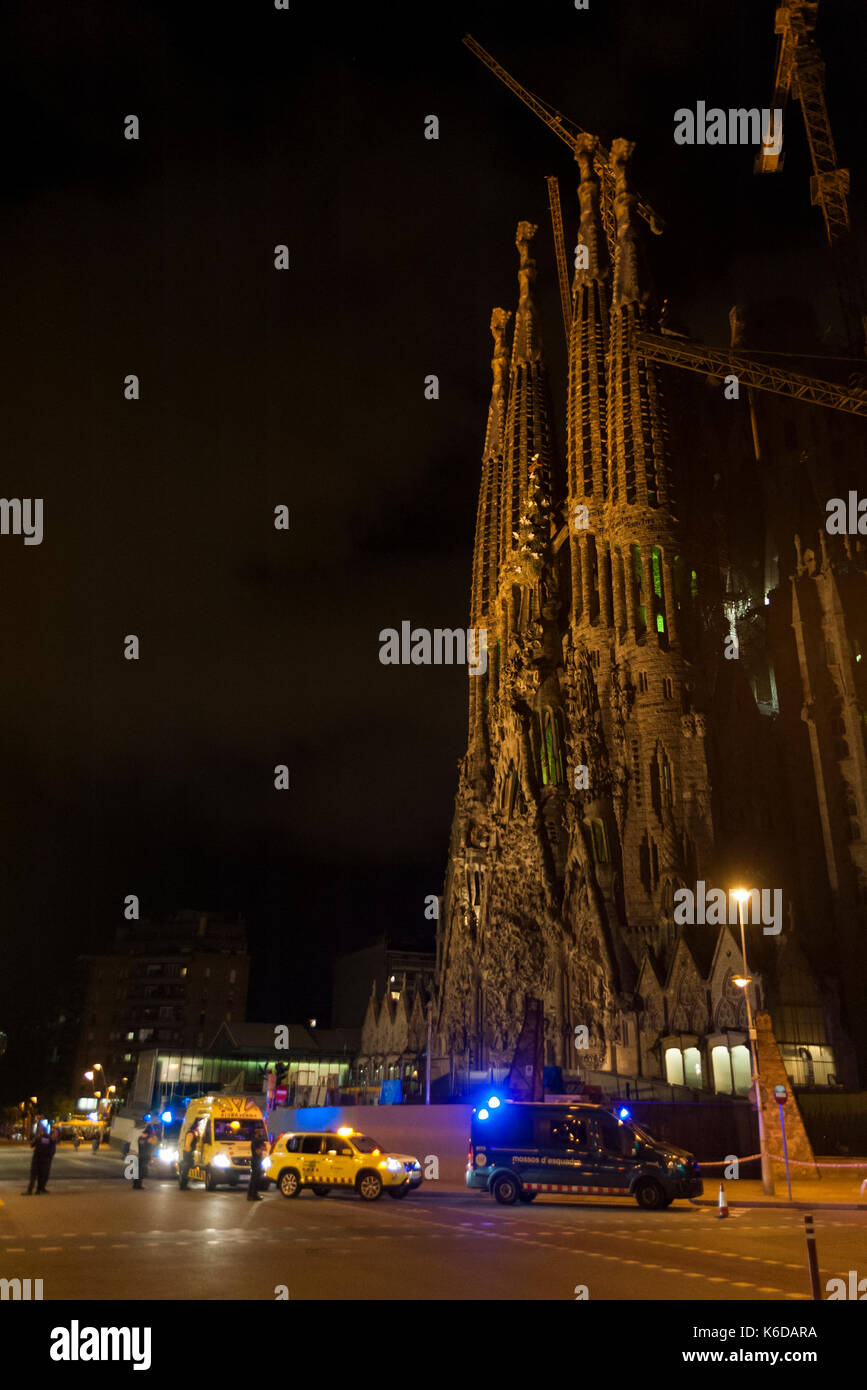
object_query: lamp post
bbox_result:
[733,889,775,1195]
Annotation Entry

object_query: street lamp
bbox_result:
[732,888,775,1195]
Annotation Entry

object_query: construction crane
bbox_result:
[463,33,665,266]
[755,1,864,353]
[633,328,867,417]
[545,175,572,341]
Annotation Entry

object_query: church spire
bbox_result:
[606,138,674,520]
[500,222,554,566]
[471,307,511,627]
[567,135,611,628]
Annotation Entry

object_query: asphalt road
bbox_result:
[1,1146,864,1300]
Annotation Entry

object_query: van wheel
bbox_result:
[634,1179,667,1210]
[279,1169,301,1198]
[205,1168,219,1192]
[357,1171,383,1201]
[492,1174,519,1205]
[517,1190,537,1203]
[312,1185,330,1197]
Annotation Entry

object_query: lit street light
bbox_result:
[732,888,775,1195]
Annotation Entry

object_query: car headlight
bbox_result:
[385,1157,403,1173]
[261,1157,271,1171]
[157,1148,178,1163]
[212,1154,231,1168]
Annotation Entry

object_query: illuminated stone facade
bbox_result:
[435,139,866,1092]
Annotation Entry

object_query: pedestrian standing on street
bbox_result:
[178,1121,199,1190]
[91,1126,102,1153]
[132,1124,155,1190]
[247,1126,267,1201]
[24,1118,56,1195]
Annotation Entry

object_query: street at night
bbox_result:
[2,0,867,1368]
[1,1148,865,1302]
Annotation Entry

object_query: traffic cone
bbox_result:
[717,1181,729,1218]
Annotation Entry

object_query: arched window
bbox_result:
[651,546,666,635]
[631,544,647,637]
[639,833,651,891]
[589,819,609,863]
[539,709,565,786]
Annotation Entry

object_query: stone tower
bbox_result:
[435,138,861,1090]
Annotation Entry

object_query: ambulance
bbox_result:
[176,1095,271,1191]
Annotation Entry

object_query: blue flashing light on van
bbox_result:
[467,1100,703,1211]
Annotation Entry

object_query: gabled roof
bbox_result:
[208,1021,359,1056]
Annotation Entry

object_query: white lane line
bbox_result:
[39,1246,62,1251]
[5,1247,25,1253]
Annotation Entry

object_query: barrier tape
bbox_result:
[700,1154,867,1172]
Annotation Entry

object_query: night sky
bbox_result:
[0,0,864,1084]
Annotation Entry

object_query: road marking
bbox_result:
[5,1247,25,1253]
[39,1246,62,1251]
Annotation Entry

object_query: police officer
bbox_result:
[25,1118,56,1194]
[247,1126,267,1201]
[132,1124,155,1190]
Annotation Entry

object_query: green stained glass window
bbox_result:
[690,569,698,598]
[631,544,643,585]
[656,613,665,633]
[652,547,663,599]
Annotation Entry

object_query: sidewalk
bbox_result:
[695,1158,867,1210]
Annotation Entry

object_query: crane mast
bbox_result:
[463,31,866,416]
[463,33,664,264]
[546,175,573,341]
[756,1,864,352]
[633,328,867,417]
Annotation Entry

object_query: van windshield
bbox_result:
[213,1120,264,1142]
[350,1135,382,1154]
[630,1123,658,1146]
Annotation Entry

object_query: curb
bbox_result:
[692,1198,866,1211]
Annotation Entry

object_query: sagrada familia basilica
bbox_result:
[434,135,867,1097]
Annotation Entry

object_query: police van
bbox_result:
[176,1095,270,1191]
[467,1098,702,1210]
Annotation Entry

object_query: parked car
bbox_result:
[466,1098,703,1210]
[268,1128,422,1201]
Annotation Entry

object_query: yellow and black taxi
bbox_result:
[267,1127,422,1201]
[467,1098,702,1210]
